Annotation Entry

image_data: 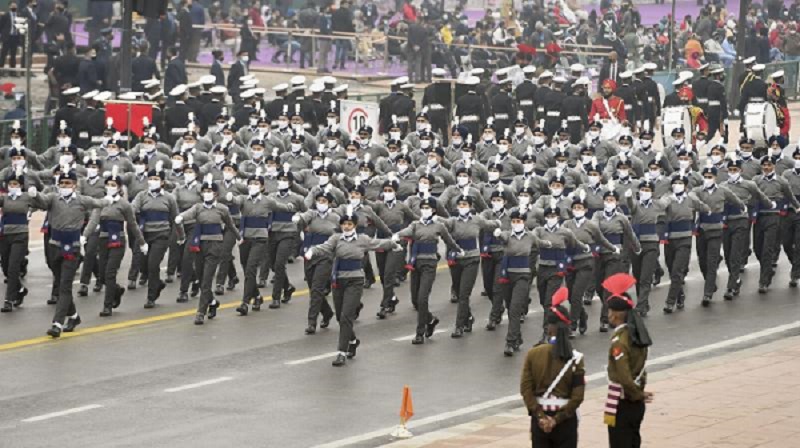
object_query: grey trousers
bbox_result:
[755,214,781,286]
[333,276,364,352]
[196,240,222,316]
[696,228,723,297]
[376,248,405,307]
[411,259,439,335]
[79,232,100,286]
[305,257,334,324]
[566,257,593,325]
[215,225,238,285]
[503,272,531,344]
[597,253,626,323]
[0,233,27,303]
[239,238,267,301]
[537,264,565,326]
[49,249,81,325]
[723,218,750,290]
[127,225,145,282]
[144,231,170,302]
[265,231,296,302]
[631,242,660,312]
[665,237,692,305]
[450,257,480,328]
[98,237,125,309]
[179,224,199,293]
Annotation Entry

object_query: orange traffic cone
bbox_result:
[390,385,414,438]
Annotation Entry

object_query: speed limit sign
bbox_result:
[340,100,379,135]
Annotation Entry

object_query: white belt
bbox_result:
[708,100,721,106]
[171,127,188,134]
[696,98,708,103]
[537,396,569,411]
[566,116,581,122]
[460,115,478,122]
[429,104,445,110]
[546,111,560,117]
[90,136,104,142]
[624,105,632,110]
[79,132,89,139]
[750,97,765,102]
[520,100,533,106]
[647,96,653,101]
[536,107,545,112]
[494,113,509,119]
[396,116,409,123]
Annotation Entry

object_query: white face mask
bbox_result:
[311,159,323,170]
[589,175,601,185]
[327,139,338,149]
[551,187,563,197]
[181,142,193,151]
[58,137,71,148]
[581,155,593,164]
[258,127,269,136]
[7,187,20,197]
[291,143,302,152]
[327,118,337,127]
[512,222,525,233]
[532,136,545,145]
[617,169,629,179]
[134,165,146,175]
[214,154,225,164]
[343,229,356,238]
[249,117,258,127]
[639,191,652,201]
[184,172,196,183]
[640,139,652,149]
[397,164,409,174]
[488,172,500,182]
[458,206,470,216]
[390,131,401,140]
[514,127,525,136]
[87,167,99,178]
[678,160,691,171]
[587,131,599,139]
[519,196,530,206]
[648,170,660,180]
[620,145,632,154]
[107,148,119,157]
[59,154,73,165]
[710,155,722,164]
[672,184,685,194]
[10,138,21,148]
[11,159,24,169]
[492,201,504,211]
[545,217,559,227]
[457,176,469,187]
[420,140,431,149]
[349,198,361,207]
[604,202,616,212]
[223,171,235,182]
[318,175,329,186]
[106,186,118,196]
[317,203,329,213]
[241,55,249,62]
[252,150,264,159]
[277,180,289,190]
[346,152,358,161]
[418,182,429,193]
[266,166,277,176]
[770,148,782,157]
[292,124,304,133]
[556,161,567,170]
[740,150,752,159]
[452,137,462,146]
[358,172,370,182]
[247,184,260,196]
[202,192,215,202]
[59,187,73,198]
[420,208,433,219]
[795,159,800,169]
[148,180,161,191]
[427,158,438,168]
[172,160,184,170]
[278,120,289,129]
[498,144,509,154]
[523,163,534,173]
[483,134,494,143]
[729,172,741,181]
[462,151,472,161]
[573,210,586,219]
[703,178,715,189]
[384,191,396,202]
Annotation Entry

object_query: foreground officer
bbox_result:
[520,286,585,448]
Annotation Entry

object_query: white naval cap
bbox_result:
[118,91,143,100]
[253,87,266,95]
[538,70,553,78]
[187,81,203,89]
[322,76,337,84]
[619,71,633,79]
[273,83,289,91]
[570,63,585,72]
[199,75,217,85]
[752,63,766,72]
[552,76,567,83]
[633,66,645,74]
[771,70,785,79]
[643,62,657,70]
[240,89,256,99]
[82,90,99,100]
[743,56,756,64]
[332,84,348,93]
[146,90,163,101]
[470,68,485,76]
[169,85,187,96]
[432,68,447,77]
[400,83,414,89]
[241,74,256,82]
[522,65,537,74]
[290,75,306,85]
[575,76,591,86]
[310,83,325,93]
[63,86,80,95]
[462,76,480,85]
[210,86,227,94]
[392,76,409,85]
[94,91,113,102]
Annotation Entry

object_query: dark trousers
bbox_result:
[410,258,438,335]
[265,231,296,302]
[607,399,646,448]
[782,216,800,280]
[333,276,364,352]
[167,229,183,276]
[566,257,593,326]
[665,237,692,305]
[196,240,222,315]
[723,218,750,290]
[145,231,169,301]
[501,272,531,344]
[127,225,146,282]
[451,257,480,328]
[538,264,565,326]
[482,251,503,301]
[376,248,404,307]
[239,238,267,301]
[214,225,238,285]
[755,214,781,286]
[631,242,659,312]
[98,238,125,308]
[532,414,578,448]
[0,233,27,303]
[179,224,199,293]
[0,35,20,71]
[696,228,723,296]
[597,253,626,323]
[48,248,82,325]
[305,257,334,325]
[79,232,101,286]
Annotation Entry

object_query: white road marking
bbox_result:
[285,352,341,366]
[22,404,104,423]
[312,319,800,448]
[164,376,234,393]
[392,329,446,341]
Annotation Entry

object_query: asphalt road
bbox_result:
[0,238,799,448]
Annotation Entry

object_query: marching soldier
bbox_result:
[455,76,486,143]
[490,79,516,137]
[422,69,452,142]
[533,71,552,125]
[706,65,728,140]
[560,80,589,144]
[514,66,537,125]
[520,286,585,448]
[738,64,768,118]
[692,63,711,114]
[640,63,661,130]
[543,77,567,137]
[615,72,638,130]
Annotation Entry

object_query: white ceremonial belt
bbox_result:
[79,132,89,139]
[171,128,188,134]
[460,115,478,122]
[566,116,581,122]
[494,113,509,119]
[90,136,104,143]
[624,105,632,110]
[537,397,569,406]
[750,97,765,102]
[428,104,445,110]
[696,98,709,103]
[396,116,410,122]
[708,100,721,106]
[519,100,534,106]
[546,111,561,117]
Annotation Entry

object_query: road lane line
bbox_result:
[164,376,234,393]
[285,352,341,366]
[22,404,104,423]
[391,329,447,341]
[312,319,800,448]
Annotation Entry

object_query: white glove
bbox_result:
[337,173,346,181]
[105,194,119,203]
[175,215,183,224]
[493,228,502,237]
[304,248,314,259]
[614,247,621,255]
[27,187,36,197]
[624,189,633,198]
[634,247,642,255]
[391,233,400,242]
[140,243,149,254]
[102,171,110,178]
[392,243,403,252]
[287,203,295,211]
[80,236,87,246]
[583,244,591,253]
[771,201,778,209]
[458,250,466,257]
[226,192,234,201]
[291,215,301,223]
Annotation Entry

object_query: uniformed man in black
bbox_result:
[266,83,290,125]
[379,77,405,134]
[200,86,226,132]
[52,87,81,146]
[164,85,193,146]
[692,63,711,114]
[422,69,452,142]
[641,63,661,130]
[563,63,585,96]
[455,76,487,143]
[543,77,567,137]
[737,56,756,96]
[616,71,638,130]
[706,65,728,140]
[514,66,537,125]
[309,83,328,135]
[663,75,691,108]
[87,92,111,142]
[533,71,553,125]
[738,63,768,118]
[485,68,509,107]
[74,90,99,149]
[288,84,319,132]
[560,79,588,144]
[473,68,492,120]
[490,78,516,137]
[393,83,417,136]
